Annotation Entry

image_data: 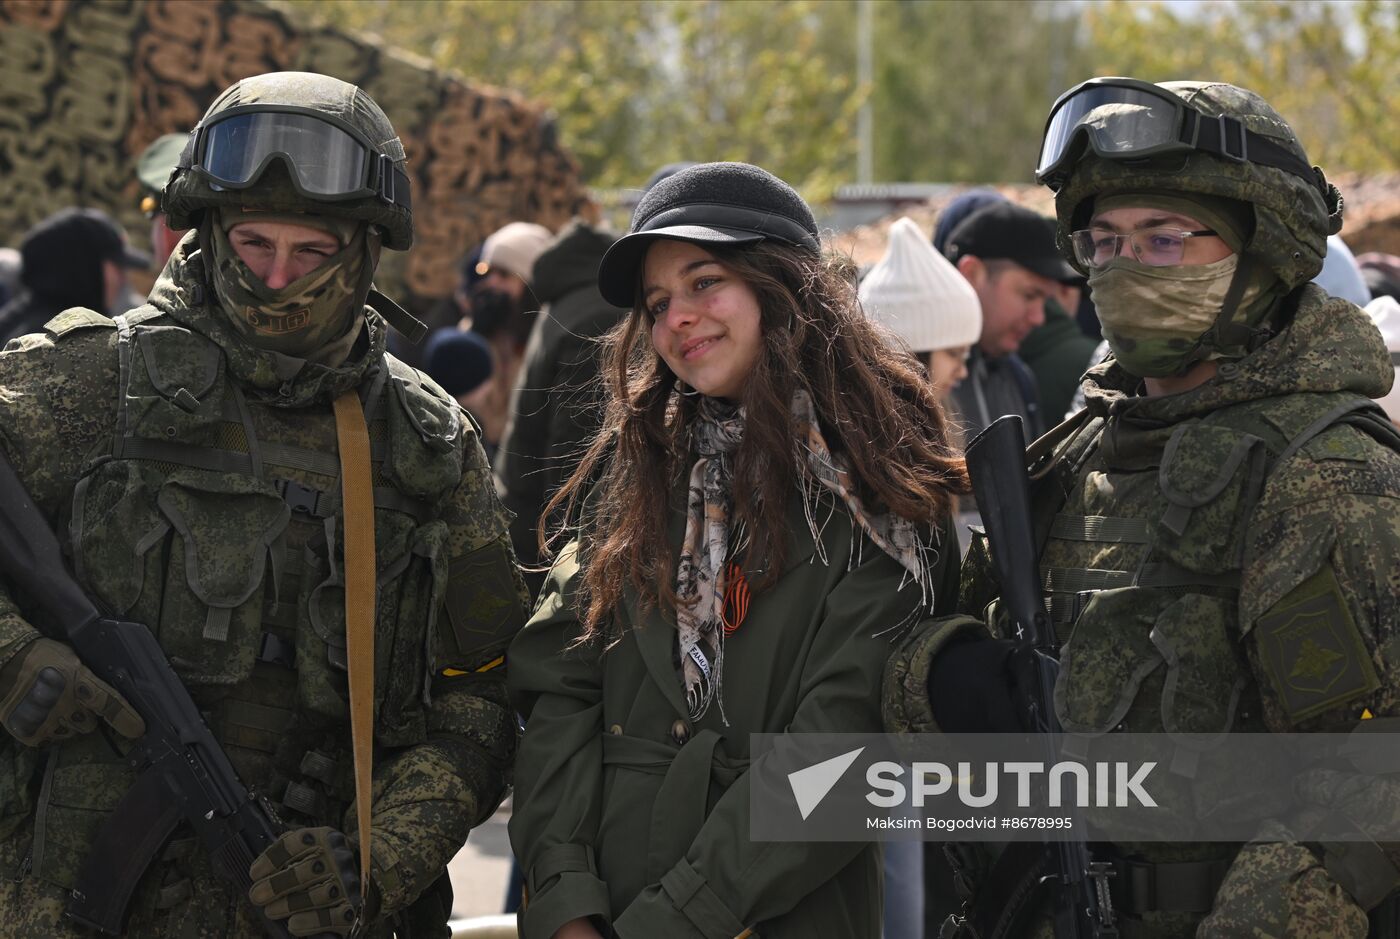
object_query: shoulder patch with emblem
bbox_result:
[437,539,527,672]
[1256,564,1380,723]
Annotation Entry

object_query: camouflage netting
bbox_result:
[0,0,592,312]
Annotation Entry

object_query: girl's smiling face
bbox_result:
[643,240,764,400]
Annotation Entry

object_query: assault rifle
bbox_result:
[964,415,1118,939]
[0,450,329,939]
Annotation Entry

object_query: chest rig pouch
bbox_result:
[50,312,467,873]
[71,311,285,685]
[300,361,464,745]
[76,311,464,707]
[1042,392,1387,752]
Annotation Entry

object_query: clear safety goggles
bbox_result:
[1036,77,1315,192]
[187,107,410,211]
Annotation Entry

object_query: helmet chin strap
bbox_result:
[194,220,217,302]
[1182,254,1275,372]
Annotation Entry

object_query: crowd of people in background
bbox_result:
[4,81,1400,939]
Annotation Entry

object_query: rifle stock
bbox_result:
[0,451,326,939]
[965,415,1118,939]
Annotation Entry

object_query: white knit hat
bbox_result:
[480,221,553,283]
[1368,294,1400,423]
[859,217,981,353]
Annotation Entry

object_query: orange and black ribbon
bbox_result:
[722,562,750,636]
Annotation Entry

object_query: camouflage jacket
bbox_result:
[886,285,1400,938]
[0,236,529,937]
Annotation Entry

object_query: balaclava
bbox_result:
[207,207,378,363]
[468,280,537,346]
[1087,192,1286,378]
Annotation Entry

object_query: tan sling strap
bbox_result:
[332,390,376,907]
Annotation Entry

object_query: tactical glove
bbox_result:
[249,827,363,937]
[926,636,1026,733]
[0,637,145,746]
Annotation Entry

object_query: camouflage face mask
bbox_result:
[1089,255,1265,378]
[209,221,372,356]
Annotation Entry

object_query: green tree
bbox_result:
[1080,0,1400,173]
[284,0,1398,191]
[642,0,862,199]
[867,0,1093,183]
[281,0,863,198]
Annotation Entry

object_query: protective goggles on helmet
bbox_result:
[1036,77,1317,192]
[183,106,411,212]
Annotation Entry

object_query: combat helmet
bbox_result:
[164,72,413,250]
[1038,78,1342,292]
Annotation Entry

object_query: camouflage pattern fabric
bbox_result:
[888,285,1400,937]
[1199,828,1368,938]
[882,613,986,735]
[1088,254,1278,379]
[208,218,373,358]
[0,235,529,936]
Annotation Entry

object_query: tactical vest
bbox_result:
[1030,397,1400,923]
[996,391,1400,929]
[1031,391,1399,744]
[30,307,467,899]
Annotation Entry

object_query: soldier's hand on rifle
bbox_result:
[0,637,145,746]
[927,635,1027,733]
[249,826,363,937]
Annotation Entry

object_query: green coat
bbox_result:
[509,486,960,939]
[886,286,1400,938]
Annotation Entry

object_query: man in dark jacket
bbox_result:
[494,219,625,599]
[0,208,150,345]
[943,202,1078,441]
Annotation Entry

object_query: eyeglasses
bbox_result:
[1036,77,1318,193]
[1070,227,1218,269]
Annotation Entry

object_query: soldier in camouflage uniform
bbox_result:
[884,79,1400,937]
[0,72,528,937]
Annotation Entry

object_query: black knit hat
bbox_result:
[597,161,820,308]
[423,327,494,397]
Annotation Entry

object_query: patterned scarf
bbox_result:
[675,396,746,723]
[675,389,941,723]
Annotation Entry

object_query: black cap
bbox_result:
[423,327,494,398]
[944,202,1078,283]
[597,161,820,308]
[643,161,699,193]
[21,208,152,276]
[931,188,1006,256]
